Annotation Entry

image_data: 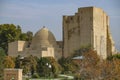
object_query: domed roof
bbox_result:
[30,27,57,49]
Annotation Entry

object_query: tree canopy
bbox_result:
[3,56,15,68]
[15,55,38,75]
[0,24,21,52]
[0,24,33,53]
[37,57,62,77]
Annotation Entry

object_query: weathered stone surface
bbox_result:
[8,7,115,59]
[63,7,115,59]
[4,69,22,80]
[8,27,62,60]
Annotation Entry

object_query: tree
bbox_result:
[28,55,38,75]
[3,56,15,68]
[19,31,33,42]
[107,53,120,60]
[79,50,100,79]
[15,55,21,68]
[0,24,22,53]
[37,57,62,77]
[0,24,33,53]
[58,46,91,74]
[37,57,51,77]
[15,55,38,75]
[75,49,120,80]
[26,31,33,42]
[19,33,28,41]
[72,45,91,57]
[58,57,79,74]
[46,57,62,76]
[97,59,120,80]
[0,47,6,79]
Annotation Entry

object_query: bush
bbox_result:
[74,74,81,80]
[53,73,58,78]
[32,73,40,78]
[37,57,62,77]
[26,78,29,80]
[107,54,120,60]
[58,57,79,74]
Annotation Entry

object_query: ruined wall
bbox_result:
[8,40,62,59]
[106,17,115,56]
[63,7,93,57]
[8,41,18,57]
[8,41,28,57]
[41,47,54,57]
[93,7,107,59]
[63,7,115,59]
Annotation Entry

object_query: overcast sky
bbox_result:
[0,0,120,50]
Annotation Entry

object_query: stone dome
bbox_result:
[30,27,57,49]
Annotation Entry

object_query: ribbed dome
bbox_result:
[30,27,57,49]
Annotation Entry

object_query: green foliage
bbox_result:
[107,54,120,60]
[37,57,62,77]
[32,73,40,78]
[25,78,29,80]
[47,57,62,75]
[3,56,15,68]
[19,31,33,42]
[28,55,38,75]
[15,55,21,68]
[37,57,51,77]
[72,45,91,57]
[0,47,6,78]
[0,47,6,57]
[19,33,27,41]
[58,57,79,74]
[0,24,33,53]
[15,55,38,75]
[58,46,92,74]
[74,74,81,80]
[26,31,33,42]
[0,48,6,66]
[0,24,22,52]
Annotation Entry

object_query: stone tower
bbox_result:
[63,7,115,59]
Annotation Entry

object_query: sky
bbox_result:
[0,0,120,50]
